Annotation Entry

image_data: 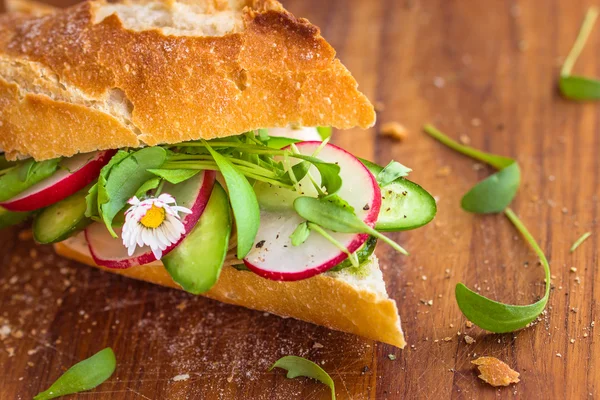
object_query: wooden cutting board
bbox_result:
[1,0,598,398]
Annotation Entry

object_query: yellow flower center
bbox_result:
[140,204,166,229]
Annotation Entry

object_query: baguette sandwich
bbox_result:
[0,0,436,348]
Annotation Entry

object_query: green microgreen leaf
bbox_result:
[559,7,600,100]
[266,137,302,149]
[290,221,311,247]
[270,356,335,400]
[34,348,116,400]
[424,124,520,213]
[316,126,333,141]
[570,231,592,253]
[291,154,342,197]
[461,162,521,214]
[98,148,167,237]
[424,124,551,333]
[134,177,162,198]
[0,158,61,202]
[258,128,270,142]
[204,141,260,259]
[147,168,199,184]
[294,196,408,255]
[376,161,412,186]
[455,208,550,333]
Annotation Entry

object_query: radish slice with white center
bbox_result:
[268,127,322,142]
[244,142,381,281]
[86,170,215,269]
[0,150,116,212]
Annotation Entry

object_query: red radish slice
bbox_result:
[268,127,322,142]
[86,170,215,269]
[0,150,116,212]
[244,142,381,281]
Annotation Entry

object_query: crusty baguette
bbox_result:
[0,0,376,161]
[55,234,406,348]
[4,0,56,15]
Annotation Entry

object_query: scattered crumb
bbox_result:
[570,267,577,273]
[176,301,188,311]
[570,339,576,344]
[472,357,520,387]
[18,229,33,241]
[433,76,445,88]
[459,134,471,145]
[6,347,15,357]
[556,353,562,358]
[421,275,427,281]
[388,354,396,361]
[471,118,481,127]
[380,122,408,141]
[172,374,190,382]
[436,166,452,177]
[443,337,452,342]
[312,342,324,349]
[464,335,476,345]
[465,321,474,329]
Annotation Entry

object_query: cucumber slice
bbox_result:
[0,207,31,229]
[33,188,91,244]
[360,159,437,231]
[163,182,231,294]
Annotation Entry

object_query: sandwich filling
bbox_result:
[0,126,436,293]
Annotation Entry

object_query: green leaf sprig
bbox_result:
[570,231,592,253]
[559,7,600,100]
[294,196,409,255]
[270,356,336,400]
[34,348,116,400]
[205,141,260,259]
[424,124,550,333]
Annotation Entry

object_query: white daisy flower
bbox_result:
[122,193,192,260]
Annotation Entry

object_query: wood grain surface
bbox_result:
[1,0,599,399]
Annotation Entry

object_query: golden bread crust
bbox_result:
[0,0,375,160]
[54,240,406,348]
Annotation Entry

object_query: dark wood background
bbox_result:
[1,0,599,398]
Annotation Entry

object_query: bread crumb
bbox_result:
[443,337,452,342]
[464,335,476,344]
[18,229,33,241]
[570,339,575,344]
[436,166,452,177]
[465,321,473,329]
[459,134,471,145]
[388,354,396,360]
[312,342,324,349]
[472,357,520,387]
[556,353,562,358]
[380,122,408,141]
[172,374,190,382]
[570,267,577,273]
[6,347,15,357]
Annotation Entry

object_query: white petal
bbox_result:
[151,246,163,260]
[158,193,176,204]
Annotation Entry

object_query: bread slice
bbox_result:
[0,0,375,161]
[55,234,406,348]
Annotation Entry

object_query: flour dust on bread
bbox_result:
[0,0,376,161]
